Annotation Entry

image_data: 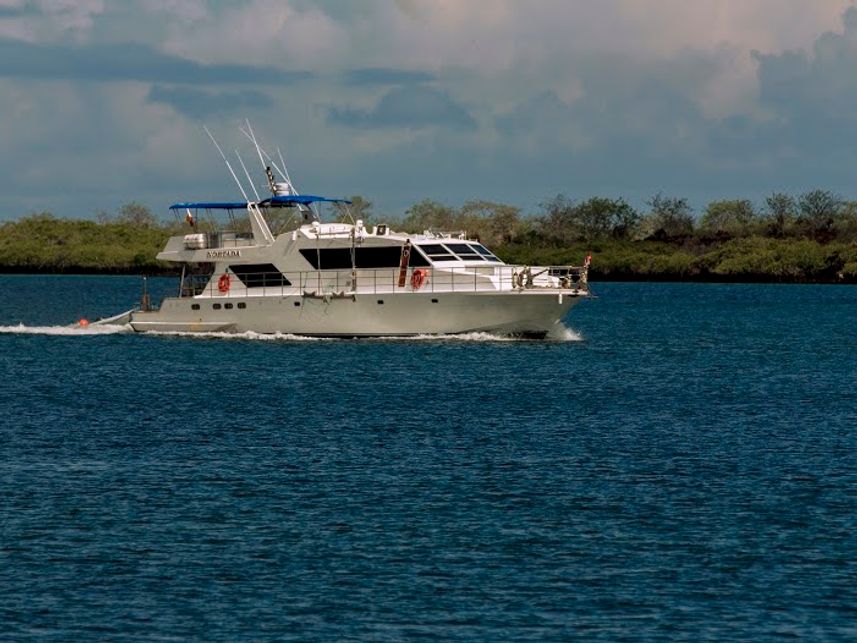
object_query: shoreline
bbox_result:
[1,265,854,285]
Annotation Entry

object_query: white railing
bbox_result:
[180,265,589,299]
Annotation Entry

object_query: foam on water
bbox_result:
[0,323,582,342]
[148,330,328,342]
[0,323,131,336]
[547,324,583,342]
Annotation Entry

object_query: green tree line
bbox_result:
[3,191,857,281]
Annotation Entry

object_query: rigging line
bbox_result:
[238,126,290,188]
[244,119,270,182]
[235,151,261,201]
[277,148,295,192]
[203,126,250,202]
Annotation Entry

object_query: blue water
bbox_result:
[1,275,856,641]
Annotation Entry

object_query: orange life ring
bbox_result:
[218,273,231,293]
[411,268,428,290]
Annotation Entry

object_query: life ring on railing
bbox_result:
[218,273,231,293]
[411,268,429,290]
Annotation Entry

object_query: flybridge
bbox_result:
[169,195,353,211]
[166,120,358,246]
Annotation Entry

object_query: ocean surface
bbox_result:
[1,275,855,641]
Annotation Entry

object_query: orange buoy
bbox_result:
[410,268,428,290]
[78,318,90,327]
[218,273,231,294]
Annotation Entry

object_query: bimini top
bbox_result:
[170,195,352,210]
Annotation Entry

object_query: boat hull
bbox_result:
[129,291,584,337]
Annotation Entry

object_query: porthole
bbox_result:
[237,302,246,309]
[377,300,384,305]
[294,301,301,307]
[191,304,200,310]
[431,298,439,303]
[224,303,233,309]
[212,303,221,310]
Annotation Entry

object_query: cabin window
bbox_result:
[237,302,246,309]
[417,243,457,262]
[224,303,233,309]
[294,301,301,307]
[299,247,429,269]
[431,298,439,303]
[377,299,384,305]
[444,243,485,261]
[472,244,502,262]
[212,303,221,310]
[191,304,200,310]
[228,263,291,288]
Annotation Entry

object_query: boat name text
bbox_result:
[206,250,241,258]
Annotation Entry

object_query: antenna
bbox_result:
[245,119,267,171]
[203,126,249,202]
[238,125,290,186]
[235,151,261,201]
[277,147,297,194]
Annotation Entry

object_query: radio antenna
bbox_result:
[277,147,296,193]
[235,151,261,201]
[244,119,269,178]
[203,126,249,202]
[238,125,290,186]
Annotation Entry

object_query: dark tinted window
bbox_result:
[472,244,502,262]
[417,243,457,262]
[191,304,200,310]
[444,243,473,254]
[228,263,291,288]
[237,302,246,309]
[212,303,221,310]
[224,303,233,309]
[300,246,429,269]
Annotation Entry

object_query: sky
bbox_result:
[2,0,857,220]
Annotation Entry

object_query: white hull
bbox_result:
[129,290,583,337]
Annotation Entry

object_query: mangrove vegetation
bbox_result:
[3,190,857,282]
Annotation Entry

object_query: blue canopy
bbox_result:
[259,195,353,206]
[169,201,248,210]
[170,195,352,210]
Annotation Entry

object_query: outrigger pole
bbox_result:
[203,125,274,245]
[235,151,261,201]
[203,125,250,202]
[238,123,294,194]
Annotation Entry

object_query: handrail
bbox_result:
[179,264,590,299]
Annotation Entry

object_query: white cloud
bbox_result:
[160,0,347,68]
[0,0,104,42]
[3,0,857,218]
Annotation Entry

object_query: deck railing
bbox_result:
[179,265,589,299]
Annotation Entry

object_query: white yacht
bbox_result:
[120,133,591,338]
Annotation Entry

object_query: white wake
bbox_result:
[0,323,132,336]
[0,323,582,342]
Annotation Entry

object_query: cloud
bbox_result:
[159,0,347,68]
[342,67,435,86]
[0,38,313,84]
[327,85,476,131]
[0,0,105,42]
[4,0,857,221]
[748,6,857,170]
[147,85,274,119]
